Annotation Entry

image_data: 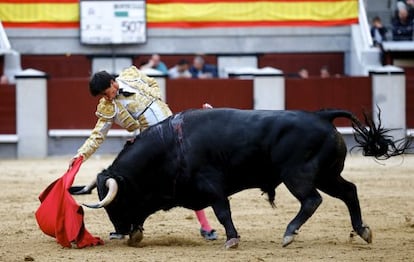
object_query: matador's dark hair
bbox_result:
[89,71,115,97]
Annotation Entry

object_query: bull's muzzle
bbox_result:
[83,178,118,209]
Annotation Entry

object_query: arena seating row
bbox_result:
[1,53,345,79]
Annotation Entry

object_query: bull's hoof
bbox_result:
[127,229,143,247]
[349,227,372,245]
[282,229,298,247]
[224,237,240,249]
[350,225,373,244]
[359,224,373,244]
[282,235,295,247]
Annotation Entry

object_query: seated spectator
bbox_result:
[168,59,191,79]
[297,68,309,78]
[406,0,414,18]
[392,4,414,41]
[370,16,387,47]
[140,54,168,75]
[396,0,414,18]
[0,75,8,84]
[320,66,330,78]
[189,55,218,79]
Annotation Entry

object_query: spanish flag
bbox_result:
[0,0,358,28]
[0,0,79,28]
[147,0,359,28]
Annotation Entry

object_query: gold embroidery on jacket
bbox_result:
[96,98,116,119]
[137,115,149,131]
[78,65,172,161]
[126,100,140,113]
[77,118,112,160]
[117,66,162,100]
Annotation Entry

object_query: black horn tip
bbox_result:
[69,185,93,195]
[82,203,103,209]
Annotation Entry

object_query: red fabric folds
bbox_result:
[35,156,104,248]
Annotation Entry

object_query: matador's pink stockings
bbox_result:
[195,210,213,231]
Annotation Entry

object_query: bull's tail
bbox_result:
[316,108,412,160]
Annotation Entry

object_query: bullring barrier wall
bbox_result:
[0,72,410,158]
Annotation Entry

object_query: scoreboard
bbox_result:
[80,0,146,45]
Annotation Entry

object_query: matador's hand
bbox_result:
[68,156,79,170]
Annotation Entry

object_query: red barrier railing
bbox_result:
[47,78,97,129]
[0,84,16,134]
[3,76,413,134]
[166,79,253,113]
[285,77,372,126]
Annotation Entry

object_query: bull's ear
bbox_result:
[83,178,118,209]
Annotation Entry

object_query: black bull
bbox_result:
[84,108,410,248]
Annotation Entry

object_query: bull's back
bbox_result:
[180,108,343,170]
[182,108,336,143]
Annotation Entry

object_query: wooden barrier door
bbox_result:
[285,77,372,127]
[166,79,253,113]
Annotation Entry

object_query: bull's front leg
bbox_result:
[211,199,240,249]
[127,224,144,247]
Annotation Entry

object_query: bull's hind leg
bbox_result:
[281,183,323,247]
[316,175,372,244]
[211,199,240,249]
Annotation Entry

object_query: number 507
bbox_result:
[121,21,143,32]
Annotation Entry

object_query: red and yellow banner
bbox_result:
[147,0,359,28]
[0,0,358,28]
[0,0,79,28]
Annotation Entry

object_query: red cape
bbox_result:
[35,157,104,248]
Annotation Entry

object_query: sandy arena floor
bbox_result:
[0,154,413,262]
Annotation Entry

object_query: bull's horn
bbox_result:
[70,178,97,195]
[83,178,118,209]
